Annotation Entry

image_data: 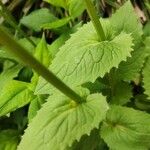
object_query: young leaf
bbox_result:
[110,1,142,45]
[31,35,51,89]
[35,20,133,94]
[0,129,20,150]
[41,17,71,30]
[18,93,108,150]
[34,35,51,67]
[101,106,150,150]
[0,80,35,117]
[20,8,57,31]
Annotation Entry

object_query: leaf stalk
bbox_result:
[84,0,106,41]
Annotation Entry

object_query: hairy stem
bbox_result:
[0,26,85,103]
[84,0,106,41]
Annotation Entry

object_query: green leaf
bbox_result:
[109,81,133,105]
[68,0,85,18]
[135,94,150,110]
[35,20,133,94]
[143,57,150,99]
[0,80,35,117]
[69,129,104,150]
[100,70,133,105]
[44,0,85,18]
[116,46,149,81]
[145,2,150,10]
[28,95,46,122]
[29,25,81,120]
[0,49,13,61]
[102,77,132,105]
[18,93,108,150]
[34,35,51,67]
[144,37,150,50]
[67,129,108,150]
[48,33,71,58]
[83,80,106,94]
[101,106,150,150]
[48,22,82,58]
[3,60,15,70]
[18,67,33,82]
[20,8,57,31]
[41,17,71,30]
[109,81,132,105]
[0,129,20,150]
[0,65,21,87]
[110,1,142,45]
[144,21,150,36]
[31,35,51,90]
[44,0,68,9]
[18,37,40,53]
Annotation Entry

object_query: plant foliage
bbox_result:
[0,0,150,150]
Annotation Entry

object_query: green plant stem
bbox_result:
[0,26,85,104]
[0,1,36,47]
[84,0,106,41]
